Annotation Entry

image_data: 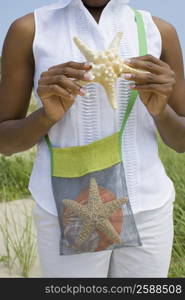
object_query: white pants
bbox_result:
[32,193,175,278]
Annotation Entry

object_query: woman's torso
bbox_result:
[29,0,175,215]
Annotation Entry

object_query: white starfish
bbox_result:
[63,177,127,248]
[74,32,148,109]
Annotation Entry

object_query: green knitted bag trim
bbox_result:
[52,132,121,177]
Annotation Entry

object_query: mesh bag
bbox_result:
[48,132,141,255]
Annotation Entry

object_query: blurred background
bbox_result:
[0,0,184,278]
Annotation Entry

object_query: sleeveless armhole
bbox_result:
[32,8,44,106]
[32,8,39,104]
[32,9,38,71]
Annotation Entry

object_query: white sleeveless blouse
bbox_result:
[29,0,175,215]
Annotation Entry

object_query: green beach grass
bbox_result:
[158,138,185,277]
[0,149,35,202]
[0,134,184,277]
[0,202,37,277]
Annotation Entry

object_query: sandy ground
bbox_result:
[0,199,41,278]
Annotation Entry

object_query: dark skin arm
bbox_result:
[153,17,185,152]
[123,17,185,153]
[0,14,91,155]
[0,14,54,155]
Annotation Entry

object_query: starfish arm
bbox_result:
[73,36,96,61]
[97,219,122,244]
[88,178,103,209]
[101,80,117,109]
[75,220,95,247]
[63,199,88,221]
[108,32,123,53]
[104,197,128,218]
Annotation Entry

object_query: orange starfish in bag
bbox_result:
[63,177,127,252]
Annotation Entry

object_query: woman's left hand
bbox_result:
[122,54,176,117]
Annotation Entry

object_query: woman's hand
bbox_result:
[37,61,92,124]
[122,54,176,117]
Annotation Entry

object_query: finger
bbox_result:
[49,61,92,71]
[122,72,171,84]
[123,59,165,75]
[37,84,75,101]
[61,67,93,81]
[125,54,169,68]
[44,67,93,81]
[131,83,173,96]
[39,76,86,96]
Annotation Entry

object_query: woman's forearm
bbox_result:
[0,107,56,156]
[153,104,185,153]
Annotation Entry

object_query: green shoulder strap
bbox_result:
[45,133,53,174]
[45,134,52,152]
[119,8,148,139]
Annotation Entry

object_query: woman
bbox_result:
[0,0,185,277]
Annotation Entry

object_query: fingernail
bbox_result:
[84,62,92,67]
[84,72,95,81]
[79,88,86,96]
[122,73,133,79]
[124,58,132,64]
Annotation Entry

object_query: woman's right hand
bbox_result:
[37,61,92,124]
